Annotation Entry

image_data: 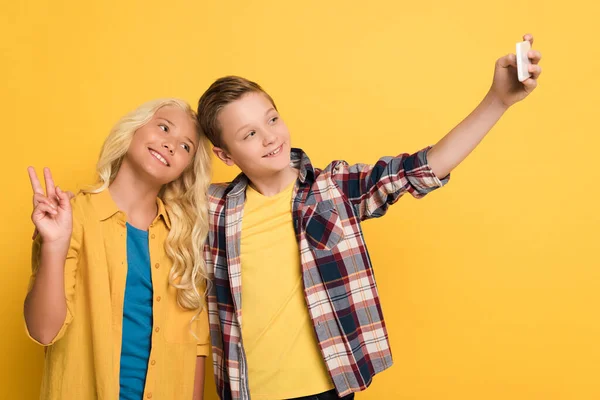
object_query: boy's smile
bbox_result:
[214,92,295,185]
[262,144,284,158]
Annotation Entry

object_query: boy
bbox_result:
[198,34,542,400]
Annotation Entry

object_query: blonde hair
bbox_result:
[84,99,212,311]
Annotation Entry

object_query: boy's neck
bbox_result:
[109,162,161,230]
[246,165,299,197]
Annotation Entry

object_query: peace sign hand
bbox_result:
[27,167,73,246]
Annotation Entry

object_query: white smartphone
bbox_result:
[516,40,532,82]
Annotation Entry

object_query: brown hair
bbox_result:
[196,76,277,149]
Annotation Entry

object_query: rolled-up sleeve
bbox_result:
[333,146,450,220]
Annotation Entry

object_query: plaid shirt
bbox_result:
[205,147,449,399]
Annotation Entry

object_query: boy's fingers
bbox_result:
[527,50,542,64]
[522,78,538,92]
[523,33,534,45]
[498,54,517,68]
[528,64,542,79]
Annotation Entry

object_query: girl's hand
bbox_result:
[28,167,72,247]
[489,33,542,108]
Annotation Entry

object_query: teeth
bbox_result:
[266,147,281,157]
[150,150,168,166]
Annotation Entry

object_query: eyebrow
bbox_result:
[158,117,175,127]
[234,107,277,136]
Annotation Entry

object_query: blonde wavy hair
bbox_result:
[84,98,212,311]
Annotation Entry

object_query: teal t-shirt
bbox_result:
[119,223,154,400]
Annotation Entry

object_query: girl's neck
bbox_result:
[109,161,162,230]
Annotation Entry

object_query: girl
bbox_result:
[24,99,212,400]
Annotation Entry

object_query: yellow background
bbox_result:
[2,1,598,399]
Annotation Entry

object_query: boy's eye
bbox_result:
[269,116,279,124]
[181,143,191,153]
[159,124,169,132]
[244,131,256,140]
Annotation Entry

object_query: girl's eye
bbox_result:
[159,124,169,132]
[244,131,256,140]
[269,116,279,124]
[181,143,191,152]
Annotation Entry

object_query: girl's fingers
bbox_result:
[33,193,57,209]
[28,167,44,195]
[43,168,57,204]
[32,203,58,220]
[56,186,72,210]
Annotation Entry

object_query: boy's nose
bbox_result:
[262,131,276,146]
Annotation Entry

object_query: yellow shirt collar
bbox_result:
[92,189,171,229]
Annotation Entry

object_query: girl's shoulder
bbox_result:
[70,190,116,225]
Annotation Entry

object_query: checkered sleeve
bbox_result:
[331,146,450,220]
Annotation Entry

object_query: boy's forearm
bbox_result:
[24,242,69,345]
[427,91,509,178]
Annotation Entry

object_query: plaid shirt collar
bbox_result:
[225,148,315,198]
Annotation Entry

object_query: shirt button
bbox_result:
[151,360,156,366]
[154,263,160,269]
[155,327,160,333]
[156,296,161,302]
[151,234,156,239]
[146,393,152,399]
[237,343,242,348]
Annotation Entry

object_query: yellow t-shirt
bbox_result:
[240,181,334,400]
[25,190,210,400]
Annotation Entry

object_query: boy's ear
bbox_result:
[212,147,235,166]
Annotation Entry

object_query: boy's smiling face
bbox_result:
[213,91,292,179]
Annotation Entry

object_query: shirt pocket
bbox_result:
[305,200,345,251]
[164,294,199,344]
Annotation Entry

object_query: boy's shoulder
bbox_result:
[290,148,354,180]
[208,182,230,200]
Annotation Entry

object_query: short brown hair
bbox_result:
[196,76,277,149]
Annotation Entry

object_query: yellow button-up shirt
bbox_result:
[26,190,210,400]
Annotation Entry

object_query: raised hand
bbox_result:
[489,33,543,108]
[28,167,73,246]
